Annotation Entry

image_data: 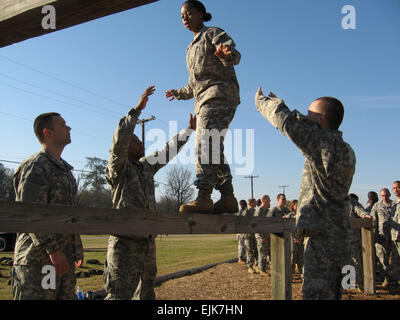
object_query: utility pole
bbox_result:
[245,174,259,199]
[279,185,289,195]
[137,115,156,150]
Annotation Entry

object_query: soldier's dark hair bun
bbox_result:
[203,12,212,22]
[184,0,212,22]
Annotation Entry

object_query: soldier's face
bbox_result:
[48,116,71,146]
[277,195,286,207]
[307,101,327,127]
[128,134,144,161]
[393,183,400,198]
[380,191,390,203]
[181,3,203,33]
[262,196,270,208]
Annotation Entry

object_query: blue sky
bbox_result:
[0,0,399,207]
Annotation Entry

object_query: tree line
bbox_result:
[0,158,194,213]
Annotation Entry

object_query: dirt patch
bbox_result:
[155,261,400,300]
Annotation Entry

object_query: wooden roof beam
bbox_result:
[0,0,159,48]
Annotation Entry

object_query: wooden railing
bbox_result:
[0,200,375,299]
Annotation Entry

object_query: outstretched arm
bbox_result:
[107,86,155,175]
[144,113,196,173]
[165,83,194,102]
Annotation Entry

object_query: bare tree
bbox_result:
[164,165,194,211]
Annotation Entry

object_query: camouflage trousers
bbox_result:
[375,236,390,280]
[255,234,270,272]
[243,234,257,268]
[103,235,157,300]
[11,264,76,300]
[350,231,363,289]
[237,234,246,261]
[302,234,351,300]
[194,101,237,190]
[390,241,400,282]
[292,238,304,274]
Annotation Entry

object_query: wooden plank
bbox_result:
[270,231,292,300]
[0,200,296,235]
[361,227,376,294]
[0,0,159,48]
[350,218,373,230]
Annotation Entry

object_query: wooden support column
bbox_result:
[270,231,292,300]
[361,226,375,294]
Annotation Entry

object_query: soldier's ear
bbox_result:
[43,127,53,140]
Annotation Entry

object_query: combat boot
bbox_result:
[213,182,239,214]
[237,258,246,265]
[179,187,214,214]
[382,276,390,289]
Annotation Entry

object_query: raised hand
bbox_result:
[136,85,156,111]
[165,89,177,102]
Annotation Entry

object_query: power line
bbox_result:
[0,110,109,142]
[0,73,122,117]
[0,55,168,125]
[0,54,128,109]
[0,82,119,119]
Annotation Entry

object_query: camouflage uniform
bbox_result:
[390,199,400,282]
[370,200,394,281]
[348,197,369,289]
[171,26,240,190]
[254,206,270,272]
[256,94,356,300]
[11,151,83,300]
[242,207,257,268]
[267,206,290,218]
[236,207,246,261]
[103,108,192,300]
[286,211,304,274]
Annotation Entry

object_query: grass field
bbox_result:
[0,234,237,300]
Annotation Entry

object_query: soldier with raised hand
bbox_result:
[165,0,241,215]
[370,188,394,287]
[12,112,83,300]
[103,86,195,300]
[254,194,271,276]
[255,87,356,300]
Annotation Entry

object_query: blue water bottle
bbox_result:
[76,286,84,300]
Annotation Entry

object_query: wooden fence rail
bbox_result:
[0,200,375,299]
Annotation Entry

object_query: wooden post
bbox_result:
[361,226,375,294]
[270,231,292,300]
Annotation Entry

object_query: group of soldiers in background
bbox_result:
[236,194,304,278]
[235,181,400,291]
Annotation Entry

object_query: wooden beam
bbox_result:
[361,227,376,294]
[0,200,296,235]
[0,0,159,48]
[270,231,292,300]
